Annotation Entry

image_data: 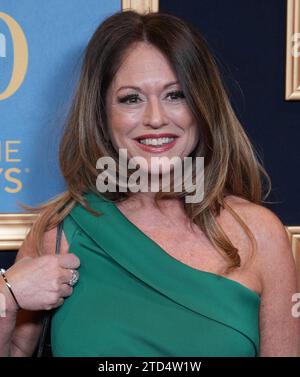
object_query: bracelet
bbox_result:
[0,268,21,309]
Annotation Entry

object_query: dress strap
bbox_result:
[62,215,81,247]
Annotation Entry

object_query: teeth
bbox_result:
[139,137,175,146]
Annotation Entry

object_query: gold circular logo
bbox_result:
[0,12,28,100]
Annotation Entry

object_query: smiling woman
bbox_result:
[0,9,299,357]
[105,42,200,176]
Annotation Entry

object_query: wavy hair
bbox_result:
[22,10,271,273]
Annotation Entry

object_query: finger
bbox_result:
[60,283,73,298]
[58,253,80,269]
[58,267,78,285]
[51,297,64,309]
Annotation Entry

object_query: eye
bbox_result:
[166,90,185,101]
[117,94,141,104]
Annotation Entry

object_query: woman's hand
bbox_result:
[3,253,80,313]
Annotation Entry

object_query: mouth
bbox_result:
[133,133,179,153]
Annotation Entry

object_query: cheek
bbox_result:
[108,110,130,135]
[107,109,139,148]
[168,106,196,129]
[191,122,200,141]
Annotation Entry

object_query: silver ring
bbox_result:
[68,269,79,287]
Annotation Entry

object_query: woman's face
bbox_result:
[105,42,200,175]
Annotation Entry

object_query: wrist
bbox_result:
[0,270,20,314]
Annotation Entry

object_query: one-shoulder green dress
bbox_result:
[51,191,260,356]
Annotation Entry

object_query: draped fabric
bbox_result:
[51,191,260,356]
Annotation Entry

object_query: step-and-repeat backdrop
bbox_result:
[0,0,120,213]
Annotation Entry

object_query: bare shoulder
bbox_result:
[222,195,290,252]
[16,224,69,262]
[222,195,300,356]
[221,195,297,293]
[223,194,282,226]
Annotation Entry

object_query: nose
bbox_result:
[143,96,169,129]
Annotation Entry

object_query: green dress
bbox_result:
[51,191,260,356]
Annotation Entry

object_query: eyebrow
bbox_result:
[116,81,180,93]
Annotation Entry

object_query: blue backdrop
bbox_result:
[0,0,120,213]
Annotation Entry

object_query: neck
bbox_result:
[122,191,187,218]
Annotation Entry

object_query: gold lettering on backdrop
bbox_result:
[5,168,22,193]
[0,12,28,100]
[0,140,23,193]
[5,140,21,162]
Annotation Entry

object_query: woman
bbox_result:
[0,10,299,357]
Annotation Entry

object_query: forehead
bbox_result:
[111,42,178,88]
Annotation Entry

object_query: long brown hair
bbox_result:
[22,10,271,273]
